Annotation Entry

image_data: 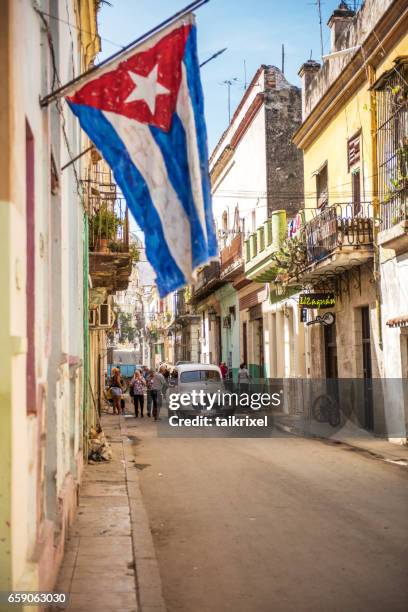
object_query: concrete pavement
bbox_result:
[54,414,165,612]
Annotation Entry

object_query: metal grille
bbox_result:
[376,63,408,230]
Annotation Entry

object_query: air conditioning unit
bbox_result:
[98,303,114,328]
[89,309,97,327]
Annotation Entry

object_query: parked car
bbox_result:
[169,363,234,417]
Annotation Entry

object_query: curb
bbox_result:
[120,418,167,612]
[274,421,408,467]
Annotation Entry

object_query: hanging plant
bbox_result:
[269,233,308,286]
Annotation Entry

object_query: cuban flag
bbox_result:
[67,15,217,297]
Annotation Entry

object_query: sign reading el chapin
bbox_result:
[299,293,336,309]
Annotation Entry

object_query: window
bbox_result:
[375,58,408,229]
[316,163,328,209]
[348,132,361,170]
[352,169,361,215]
[222,210,228,231]
[179,370,221,383]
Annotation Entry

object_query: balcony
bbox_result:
[173,289,196,318]
[167,289,199,330]
[220,233,244,280]
[190,261,224,303]
[85,172,132,296]
[244,211,287,282]
[301,202,374,279]
[378,192,408,254]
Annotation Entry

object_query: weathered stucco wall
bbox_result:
[304,0,394,117]
[0,0,88,592]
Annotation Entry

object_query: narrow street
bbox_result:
[2,1,408,607]
[127,415,408,612]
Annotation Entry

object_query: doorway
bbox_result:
[324,321,338,378]
[242,321,248,366]
[361,306,374,430]
[256,317,264,379]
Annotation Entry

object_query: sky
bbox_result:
[96,0,353,152]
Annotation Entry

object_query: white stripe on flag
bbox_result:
[176,63,207,244]
[103,110,194,282]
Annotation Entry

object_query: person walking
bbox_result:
[108,368,124,415]
[160,364,170,382]
[147,369,167,420]
[131,369,146,418]
[220,362,228,380]
[238,362,251,397]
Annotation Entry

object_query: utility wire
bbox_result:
[37,8,125,50]
[33,2,83,199]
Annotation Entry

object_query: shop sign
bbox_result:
[299,293,335,309]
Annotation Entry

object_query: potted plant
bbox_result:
[90,204,122,252]
[128,243,140,262]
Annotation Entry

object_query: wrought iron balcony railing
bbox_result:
[304,202,373,265]
[174,289,192,318]
[380,188,408,232]
[83,170,129,254]
[194,261,221,291]
[220,233,243,279]
[190,261,223,302]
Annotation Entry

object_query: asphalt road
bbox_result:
[127,417,408,612]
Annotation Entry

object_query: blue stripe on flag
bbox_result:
[183,25,218,257]
[68,102,186,297]
[149,114,208,269]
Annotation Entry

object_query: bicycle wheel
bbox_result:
[328,405,341,427]
[312,394,335,423]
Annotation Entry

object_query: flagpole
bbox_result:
[40,0,210,107]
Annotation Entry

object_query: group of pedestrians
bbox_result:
[107,365,169,421]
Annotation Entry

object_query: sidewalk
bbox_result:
[54,414,166,612]
[274,414,408,465]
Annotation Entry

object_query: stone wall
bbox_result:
[264,67,303,218]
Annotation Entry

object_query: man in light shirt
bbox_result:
[147,369,167,420]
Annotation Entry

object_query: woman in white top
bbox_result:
[237,362,250,383]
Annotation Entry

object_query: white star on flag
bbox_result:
[125,64,170,114]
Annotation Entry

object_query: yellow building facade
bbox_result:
[293,0,408,437]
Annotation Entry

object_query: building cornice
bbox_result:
[230,93,264,149]
[210,65,267,165]
[210,146,234,187]
[293,0,408,150]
